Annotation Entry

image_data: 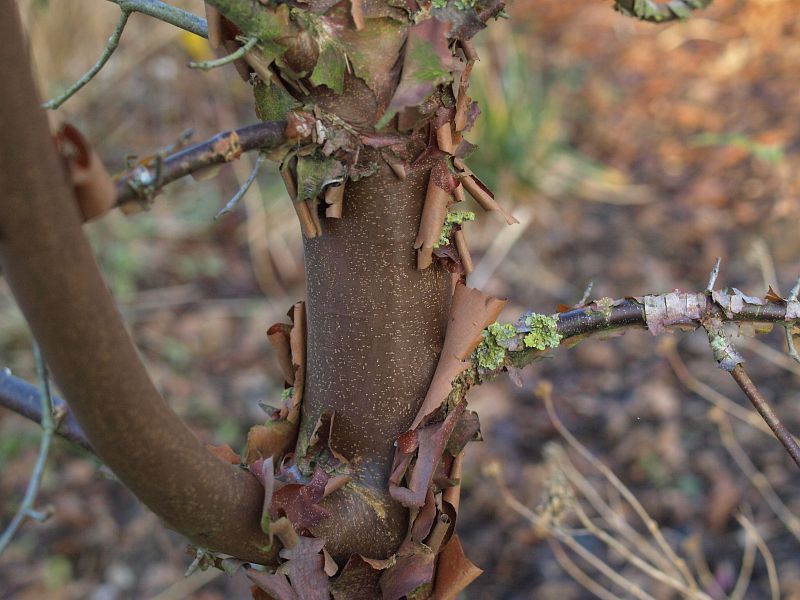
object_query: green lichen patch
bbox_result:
[522,313,561,351]
[310,43,346,93]
[435,210,475,248]
[254,80,301,122]
[474,322,516,370]
[295,153,347,201]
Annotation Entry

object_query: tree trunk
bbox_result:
[302,151,452,559]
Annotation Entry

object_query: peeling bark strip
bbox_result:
[642,291,705,335]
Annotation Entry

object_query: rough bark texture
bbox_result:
[0,2,275,564]
[302,152,452,559]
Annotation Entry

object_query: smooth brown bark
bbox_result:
[301,152,452,560]
[0,2,275,564]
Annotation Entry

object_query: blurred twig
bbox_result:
[42,10,130,109]
[664,345,800,542]
[0,343,57,554]
[43,0,208,109]
[735,514,779,600]
[109,0,208,37]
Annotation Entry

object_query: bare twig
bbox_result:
[664,348,800,541]
[0,344,56,554]
[705,257,721,293]
[548,538,620,600]
[729,363,800,468]
[43,1,208,109]
[115,120,287,206]
[735,514,779,600]
[42,10,131,110]
[729,516,756,600]
[539,386,699,592]
[785,276,800,364]
[575,281,594,307]
[109,0,208,37]
[0,368,93,453]
[190,36,258,70]
[214,152,266,219]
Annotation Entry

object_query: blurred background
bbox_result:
[2,0,800,597]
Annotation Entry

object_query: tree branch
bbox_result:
[44,1,208,110]
[109,0,209,38]
[114,120,287,207]
[43,10,131,110]
[0,1,276,564]
[0,368,93,453]
[729,364,800,468]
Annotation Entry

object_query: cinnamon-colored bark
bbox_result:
[301,153,452,559]
[0,2,275,564]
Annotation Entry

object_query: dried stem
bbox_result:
[735,514,780,600]
[540,389,699,592]
[547,538,620,600]
[729,363,800,468]
[0,344,56,554]
[664,348,800,541]
[729,519,756,600]
[42,10,131,110]
[571,502,701,598]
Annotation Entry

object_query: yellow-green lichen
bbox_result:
[474,322,516,370]
[435,210,475,248]
[522,313,561,350]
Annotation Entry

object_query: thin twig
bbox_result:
[190,37,257,70]
[661,339,796,441]
[785,276,800,364]
[735,514,779,600]
[115,120,287,206]
[548,538,620,600]
[729,363,800,468]
[0,343,56,554]
[729,516,756,600]
[705,257,721,293]
[42,10,131,110]
[540,388,699,592]
[572,502,702,598]
[575,281,594,308]
[560,461,678,579]
[110,0,208,38]
[215,152,266,219]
